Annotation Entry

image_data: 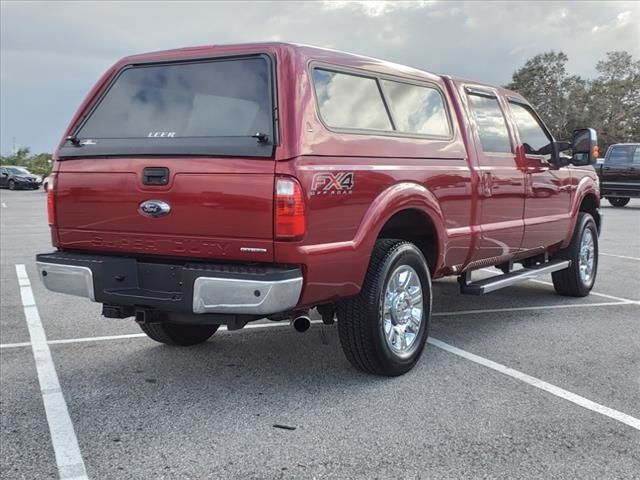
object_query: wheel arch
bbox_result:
[358,182,447,276]
[579,193,601,233]
[376,209,440,275]
[562,176,601,248]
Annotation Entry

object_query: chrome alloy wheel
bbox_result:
[382,265,423,357]
[578,228,595,285]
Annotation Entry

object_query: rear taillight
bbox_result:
[275,177,305,240]
[47,173,56,226]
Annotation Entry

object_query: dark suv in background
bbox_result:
[0,166,42,190]
[597,143,640,207]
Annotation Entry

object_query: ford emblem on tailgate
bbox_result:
[139,200,171,218]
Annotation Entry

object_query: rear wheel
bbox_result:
[337,239,431,376]
[552,212,598,297]
[607,197,630,207]
[139,322,219,346]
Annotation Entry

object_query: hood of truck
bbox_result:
[54,157,275,262]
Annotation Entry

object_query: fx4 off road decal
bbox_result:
[311,172,355,196]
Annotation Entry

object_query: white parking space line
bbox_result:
[0,320,326,349]
[432,301,634,317]
[2,301,639,350]
[600,252,640,261]
[428,337,640,431]
[7,275,640,432]
[15,265,89,480]
[1,202,6,208]
[479,267,639,304]
[528,279,639,304]
[1,341,33,349]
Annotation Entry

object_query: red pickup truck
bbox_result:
[37,43,601,376]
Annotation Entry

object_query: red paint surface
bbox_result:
[50,43,600,308]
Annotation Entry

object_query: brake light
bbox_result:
[47,173,56,226]
[275,177,305,240]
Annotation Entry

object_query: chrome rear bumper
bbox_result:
[192,276,302,314]
[37,262,95,301]
[36,252,302,316]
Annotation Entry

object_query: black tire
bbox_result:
[8,180,15,191]
[139,322,219,346]
[607,197,630,207]
[552,212,598,297]
[337,239,432,376]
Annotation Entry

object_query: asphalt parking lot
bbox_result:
[1,189,639,479]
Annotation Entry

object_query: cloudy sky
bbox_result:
[1,0,639,155]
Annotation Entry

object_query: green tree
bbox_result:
[589,51,640,151]
[0,147,31,166]
[507,51,583,140]
[0,148,52,176]
[507,50,640,152]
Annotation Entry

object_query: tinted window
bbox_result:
[313,69,392,130]
[468,94,511,153]
[79,57,271,140]
[509,102,552,160]
[6,167,30,175]
[379,80,449,136]
[606,146,634,165]
[634,147,640,164]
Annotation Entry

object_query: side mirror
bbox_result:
[1,172,7,177]
[571,128,598,166]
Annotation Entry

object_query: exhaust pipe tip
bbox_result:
[291,315,311,333]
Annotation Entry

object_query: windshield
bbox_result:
[60,55,275,158]
[6,167,31,175]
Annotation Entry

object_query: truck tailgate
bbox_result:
[54,157,275,262]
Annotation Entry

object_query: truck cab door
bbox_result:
[465,88,525,261]
[507,100,572,250]
[602,145,638,196]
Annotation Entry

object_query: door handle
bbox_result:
[142,167,169,185]
[482,172,493,197]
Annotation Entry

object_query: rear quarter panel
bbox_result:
[275,52,472,306]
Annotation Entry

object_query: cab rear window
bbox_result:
[60,55,275,158]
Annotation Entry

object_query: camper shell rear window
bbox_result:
[59,54,276,158]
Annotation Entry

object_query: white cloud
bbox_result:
[322,1,435,17]
[591,8,635,34]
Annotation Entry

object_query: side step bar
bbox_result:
[459,260,570,295]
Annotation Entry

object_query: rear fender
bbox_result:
[354,182,447,270]
[293,182,446,306]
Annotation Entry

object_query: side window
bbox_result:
[633,147,640,164]
[379,80,450,136]
[467,93,511,154]
[312,69,392,131]
[509,102,553,160]
[606,146,633,165]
